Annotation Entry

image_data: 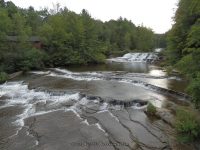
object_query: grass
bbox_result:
[175,107,200,143]
[146,102,157,116]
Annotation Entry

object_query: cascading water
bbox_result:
[0,53,190,150]
[108,52,158,63]
[29,68,189,101]
[0,81,147,133]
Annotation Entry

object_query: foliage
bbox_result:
[146,102,157,116]
[166,0,200,108]
[175,54,194,75]
[0,1,160,74]
[187,74,200,108]
[19,48,47,71]
[135,26,154,51]
[154,34,167,48]
[0,72,8,83]
[175,108,200,143]
[166,0,200,64]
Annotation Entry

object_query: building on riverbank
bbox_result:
[5,36,42,49]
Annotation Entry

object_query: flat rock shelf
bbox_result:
[0,53,192,150]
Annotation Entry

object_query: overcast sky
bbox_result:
[8,0,178,33]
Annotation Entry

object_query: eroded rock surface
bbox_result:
[0,66,192,150]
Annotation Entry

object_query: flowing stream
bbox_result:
[0,53,192,150]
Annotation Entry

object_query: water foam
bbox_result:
[49,72,101,81]
[30,71,50,75]
[0,81,151,141]
[95,123,107,134]
[0,82,81,129]
[108,52,158,63]
[30,68,188,101]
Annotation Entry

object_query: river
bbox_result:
[0,53,193,150]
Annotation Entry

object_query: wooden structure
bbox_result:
[6,36,42,49]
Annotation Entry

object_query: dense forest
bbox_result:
[0,0,164,77]
[166,0,200,108]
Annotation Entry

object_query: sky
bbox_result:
[8,0,178,33]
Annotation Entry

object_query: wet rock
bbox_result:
[86,95,102,101]
[194,141,200,150]
[9,71,23,80]
[0,96,9,101]
[168,137,196,150]
[164,101,178,114]
[85,117,99,125]
[0,106,24,119]
[0,106,25,145]
[0,70,192,150]
[25,110,115,150]
[0,97,8,105]
[130,80,191,102]
[108,99,148,107]
[156,108,175,127]
[151,119,197,150]
[92,111,137,150]
[79,93,86,99]
[2,127,37,150]
[0,101,6,106]
[63,99,77,107]
[118,109,169,150]
[35,101,47,112]
[80,94,148,108]
[83,105,100,114]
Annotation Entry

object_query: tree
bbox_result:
[0,0,5,7]
[0,1,159,73]
[166,0,200,108]
[136,26,154,51]
[24,7,43,34]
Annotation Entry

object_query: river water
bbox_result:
[0,55,192,150]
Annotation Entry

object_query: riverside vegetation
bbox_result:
[165,0,200,143]
[175,108,200,143]
[146,102,157,116]
[0,0,165,83]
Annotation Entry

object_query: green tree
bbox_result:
[136,26,154,51]
[0,1,159,75]
[166,0,200,108]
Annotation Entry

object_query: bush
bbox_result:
[19,48,47,71]
[175,108,200,143]
[146,102,157,116]
[0,72,8,83]
[187,74,200,109]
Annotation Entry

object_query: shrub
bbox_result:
[147,102,157,116]
[0,72,8,83]
[187,74,200,109]
[19,48,47,71]
[175,108,200,143]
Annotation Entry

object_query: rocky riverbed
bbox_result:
[0,54,194,150]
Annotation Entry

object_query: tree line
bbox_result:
[166,0,200,108]
[0,0,163,76]
[166,0,200,143]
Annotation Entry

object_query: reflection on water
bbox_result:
[68,61,188,93]
[69,61,150,73]
[149,69,166,76]
[11,61,189,109]
[118,62,149,73]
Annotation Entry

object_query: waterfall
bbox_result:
[108,52,159,63]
